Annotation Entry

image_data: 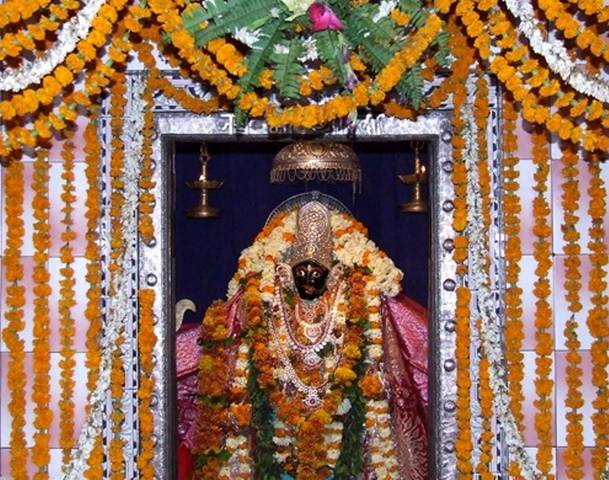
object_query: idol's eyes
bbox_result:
[295,268,307,278]
[311,270,321,279]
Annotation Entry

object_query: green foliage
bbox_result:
[182,0,281,46]
[396,63,424,106]
[345,4,397,44]
[432,30,451,67]
[314,30,350,85]
[248,346,283,479]
[271,39,305,99]
[398,0,423,14]
[240,18,286,92]
[333,383,366,479]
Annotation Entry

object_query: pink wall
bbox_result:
[0,118,90,477]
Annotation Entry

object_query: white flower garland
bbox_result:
[499,0,609,103]
[0,0,107,93]
[62,78,145,479]
[363,278,400,479]
[228,210,402,299]
[463,103,539,479]
[220,341,252,479]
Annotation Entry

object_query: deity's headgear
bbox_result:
[290,201,333,270]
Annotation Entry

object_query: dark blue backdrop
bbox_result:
[173,141,430,325]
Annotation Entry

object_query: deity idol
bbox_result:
[176,197,428,480]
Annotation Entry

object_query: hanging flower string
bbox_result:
[108,69,127,480]
[501,94,526,479]
[137,289,157,480]
[586,157,609,477]
[82,108,105,480]
[559,143,585,479]
[59,130,77,468]
[530,125,554,477]
[31,146,54,478]
[474,71,494,480]
[450,38,473,476]
[1,159,28,479]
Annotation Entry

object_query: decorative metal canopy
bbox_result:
[270,142,361,188]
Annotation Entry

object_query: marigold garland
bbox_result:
[82,107,105,480]
[502,94,526,479]
[451,44,473,474]
[0,0,132,123]
[0,0,81,63]
[1,159,28,479]
[109,70,127,480]
[134,40,220,116]
[137,289,157,480]
[474,72,494,480]
[586,157,609,478]
[31,146,53,478]
[194,299,232,479]
[560,143,585,480]
[0,5,141,160]
[530,125,554,478]
[59,131,77,468]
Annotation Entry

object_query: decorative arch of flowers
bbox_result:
[1,0,609,479]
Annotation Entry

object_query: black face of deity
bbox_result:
[292,260,329,300]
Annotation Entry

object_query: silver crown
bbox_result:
[290,201,333,270]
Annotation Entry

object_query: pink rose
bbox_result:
[308,2,343,32]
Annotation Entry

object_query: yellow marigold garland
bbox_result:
[31,146,53,478]
[0,0,81,63]
[83,108,105,480]
[370,13,442,105]
[474,71,494,480]
[560,143,585,480]
[451,39,473,475]
[195,299,232,479]
[1,159,28,479]
[0,0,132,123]
[135,40,220,116]
[109,70,127,480]
[531,125,554,478]
[0,5,142,160]
[140,69,157,243]
[586,156,609,479]
[502,94,525,479]
[0,0,51,28]
[137,289,157,479]
[59,130,77,467]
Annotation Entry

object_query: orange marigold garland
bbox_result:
[450,31,473,478]
[137,289,157,480]
[586,156,609,478]
[59,131,77,467]
[140,71,157,243]
[83,107,105,480]
[109,70,127,480]
[474,71,495,480]
[31,146,54,478]
[195,299,232,479]
[1,159,28,479]
[531,125,554,478]
[560,143,585,480]
[502,94,525,480]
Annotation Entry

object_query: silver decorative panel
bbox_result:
[97,71,506,479]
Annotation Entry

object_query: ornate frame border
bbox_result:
[140,110,460,479]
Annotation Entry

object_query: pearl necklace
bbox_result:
[270,280,346,407]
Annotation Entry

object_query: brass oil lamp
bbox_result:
[398,142,428,213]
[186,143,223,218]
